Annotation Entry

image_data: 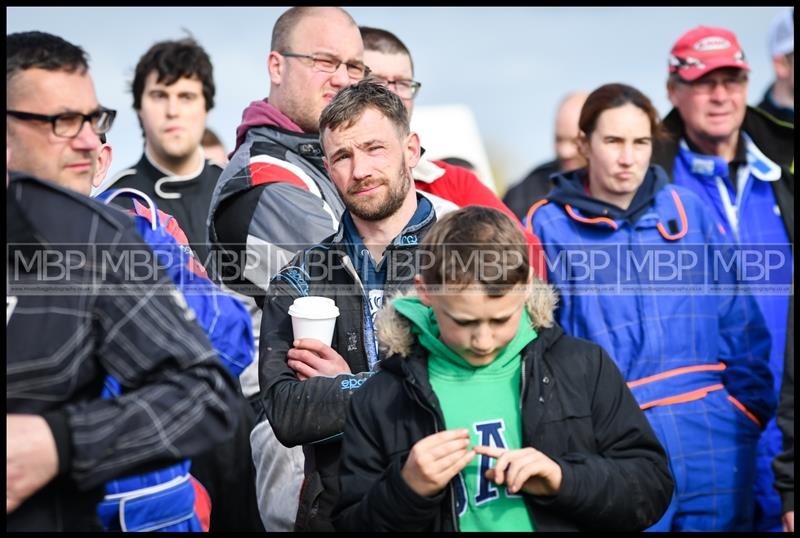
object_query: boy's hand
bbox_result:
[401,429,475,497]
[287,338,351,380]
[473,445,562,496]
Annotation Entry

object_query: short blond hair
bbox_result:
[420,206,529,297]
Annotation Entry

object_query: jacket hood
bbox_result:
[376,279,558,358]
[233,99,304,154]
[547,165,670,224]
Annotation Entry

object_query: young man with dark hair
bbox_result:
[98,36,220,267]
[101,41,264,529]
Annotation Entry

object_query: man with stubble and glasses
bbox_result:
[206,6,368,532]
[6,59,115,196]
[6,31,239,531]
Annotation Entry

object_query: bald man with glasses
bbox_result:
[209,6,367,299]
[206,6,368,532]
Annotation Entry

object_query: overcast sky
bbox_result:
[7,6,790,192]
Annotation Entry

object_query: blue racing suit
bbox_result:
[94,189,254,531]
[528,165,776,531]
[672,137,793,531]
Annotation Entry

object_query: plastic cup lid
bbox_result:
[288,296,340,319]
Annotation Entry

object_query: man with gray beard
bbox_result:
[258,80,450,531]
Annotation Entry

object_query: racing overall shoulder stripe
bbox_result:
[248,154,322,198]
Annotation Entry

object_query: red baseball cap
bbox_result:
[668,26,750,81]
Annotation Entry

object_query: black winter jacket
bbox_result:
[773,294,794,514]
[260,201,439,531]
[334,289,674,532]
[7,174,239,531]
[503,159,560,221]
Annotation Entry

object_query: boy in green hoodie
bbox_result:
[334,206,673,532]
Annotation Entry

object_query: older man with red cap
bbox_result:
[652,25,794,532]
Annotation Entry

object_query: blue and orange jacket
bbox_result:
[527,165,775,426]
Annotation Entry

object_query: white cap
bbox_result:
[768,8,793,58]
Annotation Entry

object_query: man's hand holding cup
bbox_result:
[287,296,345,380]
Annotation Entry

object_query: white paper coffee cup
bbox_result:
[288,296,340,347]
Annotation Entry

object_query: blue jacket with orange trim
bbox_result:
[528,165,775,425]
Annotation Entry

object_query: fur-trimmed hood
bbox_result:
[375,280,558,358]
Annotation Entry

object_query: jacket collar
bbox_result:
[233,98,305,153]
[7,174,43,247]
[547,165,670,226]
[655,105,794,177]
[328,193,436,249]
[412,156,446,184]
[677,134,782,183]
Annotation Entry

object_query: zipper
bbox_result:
[404,370,460,532]
[518,349,541,528]
[340,254,371,372]
[519,354,528,411]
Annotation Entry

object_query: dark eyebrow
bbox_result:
[328,138,386,162]
[329,147,351,162]
[358,139,383,148]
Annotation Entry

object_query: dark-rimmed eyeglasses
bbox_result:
[371,77,422,99]
[6,108,116,138]
[280,51,369,80]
